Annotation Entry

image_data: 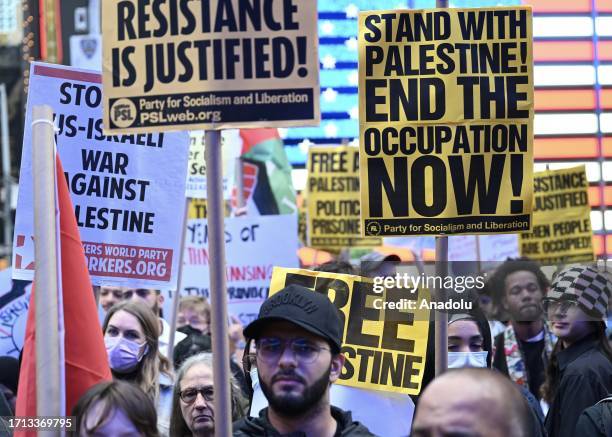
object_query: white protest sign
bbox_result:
[13,62,190,288]
[161,214,299,326]
[186,129,242,199]
[0,268,32,358]
[449,235,519,262]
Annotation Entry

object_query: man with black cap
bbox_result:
[233,284,376,436]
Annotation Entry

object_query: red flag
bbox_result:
[16,155,112,434]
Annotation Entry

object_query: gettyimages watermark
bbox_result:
[371,271,487,312]
[358,259,611,322]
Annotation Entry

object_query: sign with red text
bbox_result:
[13,62,189,288]
[162,214,299,326]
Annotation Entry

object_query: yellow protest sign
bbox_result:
[520,166,594,264]
[102,0,320,133]
[269,267,430,395]
[188,199,231,219]
[307,146,381,248]
[359,7,533,236]
[298,200,308,246]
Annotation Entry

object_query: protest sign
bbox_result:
[186,129,242,199]
[307,146,381,248]
[269,267,430,395]
[162,214,299,326]
[0,268,31,358]
[12,62,190,288]
[359,7,534,236]
[102,0,320,133]
[298,200,307,246]
[187,199,232,219]
[449,234,519,262]
[520,165,594,264]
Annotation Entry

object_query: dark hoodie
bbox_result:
[233,406,378,437]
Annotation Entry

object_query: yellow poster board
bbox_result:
[359,7,534,236]
[307,146,381,248]
[269,267,430,395]
[520,165,594,264]
[102,0,320,133]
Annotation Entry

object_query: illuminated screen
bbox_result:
[285,0,611,258]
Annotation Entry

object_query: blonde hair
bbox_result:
[103,301,173,402]
[178,295,211,322]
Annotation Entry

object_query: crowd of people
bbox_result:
[0,258,610,436]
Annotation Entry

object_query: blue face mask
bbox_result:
[447,351,488,369]
[104,336,148,373]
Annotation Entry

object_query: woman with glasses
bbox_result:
[540,265,612,437]
[102,301,174,435]
[170,352,247,436]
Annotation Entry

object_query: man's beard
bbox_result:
[260,366,331,417]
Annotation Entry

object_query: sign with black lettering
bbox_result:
[186,129,241,199]
[307,146,381,248]
[163,215,299,327]
[359,7,534,236]
[270,267,430,395]
[520,166,594,264]
[12,62,189,288]
[102,0,320,133]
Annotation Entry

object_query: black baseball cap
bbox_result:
[243,284,343,353]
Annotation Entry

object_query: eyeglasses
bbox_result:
[179,386,214,404]
[123,289,152,299]
[543,298,579,315]
[256,338,330,363]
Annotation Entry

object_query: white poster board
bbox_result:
[162,214,299,326]
[13,62,190,288]
[186,129,242,199]
[0,268,32,358]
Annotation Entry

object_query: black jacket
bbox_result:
[233,406,378,437]
[574,396,612,437]
[544,334,612,437]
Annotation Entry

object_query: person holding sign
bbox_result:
[102,301,174,435]
[541,265,612,437]
[489,259,555,401]
[233,285,375,436]
[446,310,546,437]
[169,352,247,437]
[123,287,187,358]
[97,285,125,313]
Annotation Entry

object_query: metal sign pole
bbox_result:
[32,104,61,420]
[0,84,11,259]
[166,197,191,367]
[205,130,232,436]
[434,0,449,377]
[434,235,449,376]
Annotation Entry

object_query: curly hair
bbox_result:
[487,257,550,307]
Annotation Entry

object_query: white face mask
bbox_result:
[447,351,488,369]
[249,367,259,390]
